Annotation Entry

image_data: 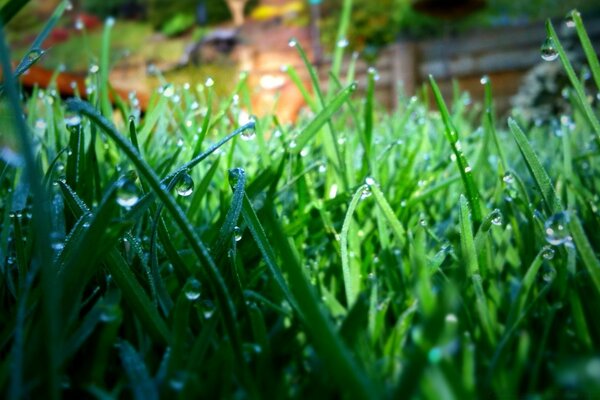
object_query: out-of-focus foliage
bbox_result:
[318,0,600,53]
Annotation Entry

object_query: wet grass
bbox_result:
[1,2,600,398]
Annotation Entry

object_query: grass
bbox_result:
[2,2,600,398]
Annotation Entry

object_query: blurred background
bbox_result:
[6,0,600,121]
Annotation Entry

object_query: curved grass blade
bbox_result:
[240,195,297,310]
[293,83,356,152]
[459,195,496,345]
[260,208,375,399]
[340,185,366,307]
[546,20,600,142]
[569,11,600,91]
[508,118,562,214]
[0,0,30,25]
[65,98,253,391]
[369,181,406,248]
[0,24,57,398]
[429,76,482,226]
[568,214,600,295]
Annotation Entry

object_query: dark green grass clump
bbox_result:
[1,2,600,398]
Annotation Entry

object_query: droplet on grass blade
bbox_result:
[544,211,572,246]
[116,179,139,208]
[540,37,559,61]
[233,226,242,242]
[565,9,579,28]
[541,245,555,260]
[228,167,245,187]
[184,278,201,301]
[175,172,194,197]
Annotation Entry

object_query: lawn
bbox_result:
[1,1,600,399]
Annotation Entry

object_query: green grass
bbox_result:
[2,3,600,399]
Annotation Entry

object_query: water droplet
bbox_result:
[26,48,44,63]
[541,245,555,260]
[65,1,73,10]
[288,38,298,48]
[50,231,65,251]
[480,75,489,85]
[175,172,194,197]
[464,166,472,173]
[288,140,297,149]
[65,114,82,133]
[542,267,557,282]
[365,176,376,186]
[337,37,349,48]
[200,299,216,319]
[99,304,120,322]
[228,167,245,187]
[544,211,572,246]
[367,67,380,81]
[349,82,358,91]
[540,37,559,61]
[360,185,372,200]
[116,179,139,208]
[233,226,242,242]
[89,64,99,74]
[75,18,84,30]
[419,218,428,227]
[161,84,174,98]
[490,209,503,226]
[565,9,579,28]
[105,16,115,27]
[184,278,201,301]
[205,77,214,87]
[241,121,256,141]
[318,163,326,173]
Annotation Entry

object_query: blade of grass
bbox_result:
[546,20,600,142]
[0,22,57,399]
[65,98,254,392]
[508,118,562,214]
[340,185,366,306]
[429,76,482,227]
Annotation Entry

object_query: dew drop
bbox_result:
[75,18,84,30]
[544,211,572,246]
[480,75,489,85]
[200,299,216,319]
[228,167,245,187]
[565,9,579,28]
[541,245,555,260]
[233,226,242,242]
[99,304,120,323]
[161,84,175,98]
[116,179,139,208]
[184,278,201,301]
[360,185,372,200]
[288,38,298,48]
[89,64,99,74]
[365,176,376,186]
[175,172,194,197]
[65,114,82,133]
[540,37,559,61]
[490,209,503,226]
[337,37,349,48]
[204,77,214,87]
[241,120,256,141]
[26,48,44,63]
[542,267,557,282]
[105,16,115,27]
[50,231,65,251]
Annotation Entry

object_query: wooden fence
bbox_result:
[326,17,600,112]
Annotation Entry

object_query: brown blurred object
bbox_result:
[412,0,486,19]
[18,66,149,110]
